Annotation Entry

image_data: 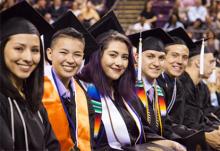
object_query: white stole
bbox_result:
[101,96,142,150]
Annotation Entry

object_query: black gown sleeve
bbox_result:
[0,113,14,150]
[0,93,14,150]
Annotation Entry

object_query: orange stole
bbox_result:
[43,76,91,151]
[74,80,91,151]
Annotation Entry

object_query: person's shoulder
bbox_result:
[0,92,9,110]
[157,75,165,85]
[0,92,8,102]
[178,72,189,83]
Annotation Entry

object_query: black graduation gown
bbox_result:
[217,92,220,105]
[88,95,166,151]
[179,72,218,132]
[157,74,211,151]
[215,92,220,117]
[93,97,140,151]
[0,92,60,150]
[157,74,185,125]
[157,74,199,137]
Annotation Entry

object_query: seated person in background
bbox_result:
[126,17,151,35]
[163,13,184,32]
[187,0,208,25]
[139,0,157,29]
[78,0,100,28]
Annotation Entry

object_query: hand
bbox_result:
[152,140,186,151]
[205,130,220,150]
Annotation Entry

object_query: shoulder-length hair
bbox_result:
[0,34,44,113]
[77,30,137,101]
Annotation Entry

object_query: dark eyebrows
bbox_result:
[108,50,119,54]
[15,42,40,49]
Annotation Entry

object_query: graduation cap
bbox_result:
[0,1,53,40]
[128,28,174,52]
[167,27,195,50]
[44,11,98,63]
[189,38,212,58]
[128,28,173,81]
[189,39,213,75]
[88,10,125,39]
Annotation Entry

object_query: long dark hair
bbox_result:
[0,34,44,113]
[77,30,137,101]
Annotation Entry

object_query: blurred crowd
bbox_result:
[127,0,220,55]
[0,0,106,28]
[1,0,220,56]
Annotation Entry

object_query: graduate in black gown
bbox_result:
[77,11,186,151]
[157,27,213,150]
[128,28,184,140]
[0,1,60,150]
[179,39,220,150]
[42,11,98,151]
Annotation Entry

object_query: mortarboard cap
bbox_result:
[88,10,124,39]
[128,28,174,52]
[190,38,213,75]
[128,28,173,81]
[44,11,98,63]
[0,1,53,40]
[189,39,212,58]
[167,27,195,50]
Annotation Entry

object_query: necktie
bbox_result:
[148,87,154,102]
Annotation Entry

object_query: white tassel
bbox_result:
[137,32,142,81]
[199,38,205,75]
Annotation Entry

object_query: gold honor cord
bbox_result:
[144,83,163,136]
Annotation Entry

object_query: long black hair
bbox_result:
[78,30,138,102]
[0,19,44,112]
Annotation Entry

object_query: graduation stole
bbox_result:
[43,67,91,151]
[135,80,167,136]
[86,83,143,146]
[86,84,102,139]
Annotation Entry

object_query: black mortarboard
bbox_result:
[128,28,174,52]
[190,39,213,75]
[88,10,125,39]
[189,39,212,58]
[0,1,53,40]
[167,27,195,50]
[44,11,98,62]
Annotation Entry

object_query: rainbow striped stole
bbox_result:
[156,85,167,117]
[135,80,167,135]
[87,84,102,139]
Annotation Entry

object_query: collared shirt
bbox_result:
[142,76,154,92]
[52,68,75,101]
[188,6,207,22]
